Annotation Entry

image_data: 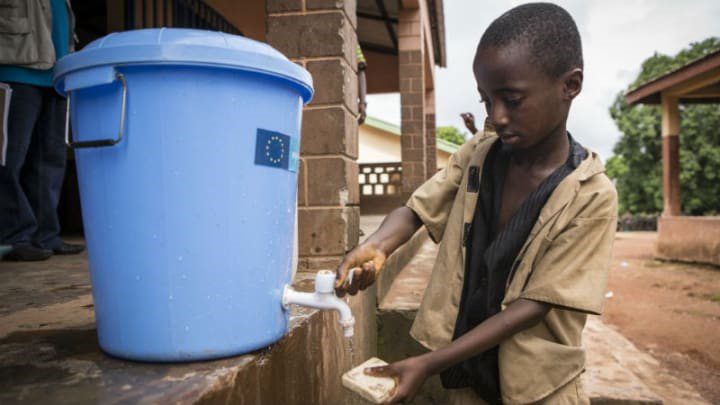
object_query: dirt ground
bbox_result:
[602,232,720,404]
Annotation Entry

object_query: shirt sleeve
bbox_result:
[405,136,477,243]
[519,188,618,315]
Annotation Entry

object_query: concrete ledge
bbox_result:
[377,309,447,404]
[584,317,709,405]
[584,317,663,404]
[657,216,720,267]
[376,226,430,303]
[0,258,376,404]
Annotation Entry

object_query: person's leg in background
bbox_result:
[23,86,83,254]
[0,83,50,261]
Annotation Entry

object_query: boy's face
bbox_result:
[473,42,580,149]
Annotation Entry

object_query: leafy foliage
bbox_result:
[629,37,720,90]
[436,125,467,145]
[608,38,720,215]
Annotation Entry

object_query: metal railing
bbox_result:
[123,0,241,35]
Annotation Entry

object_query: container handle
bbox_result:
[65,72,127,149]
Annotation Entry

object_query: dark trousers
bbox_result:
[0,82,67,249]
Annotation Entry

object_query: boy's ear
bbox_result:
[562,68,583,101]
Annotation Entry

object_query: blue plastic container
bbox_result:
[54,29,313,361]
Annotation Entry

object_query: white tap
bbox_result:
[282,270,355,337]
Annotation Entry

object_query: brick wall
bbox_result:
[398,7,427,195]
[425,89,437,175]
[265,1,376,388]
[266,0,360,272]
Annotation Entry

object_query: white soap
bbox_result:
[342,357,396,404]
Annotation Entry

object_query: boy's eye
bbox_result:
[504,96,523,108]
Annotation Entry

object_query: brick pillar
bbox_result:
[266,0,360,271]
[661,94,681,216]
[425,89,437,176]
[398,6,427,195]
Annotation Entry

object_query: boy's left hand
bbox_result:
[364,356,430,404]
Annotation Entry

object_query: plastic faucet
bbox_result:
[282,270,355,337]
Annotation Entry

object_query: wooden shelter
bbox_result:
[626,50,720,266]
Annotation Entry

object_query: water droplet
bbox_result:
[177,256,183,262]
[135,275,141,281]
[168,295,174,300]
[181,273,187,280]
[184,325,190,332]
[152,234,158,239]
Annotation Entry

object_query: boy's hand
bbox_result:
[364,356,430,404]
[335,242,387,297]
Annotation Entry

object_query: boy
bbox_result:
[335,3,617,404]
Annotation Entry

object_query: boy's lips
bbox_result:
[499,132,520,142]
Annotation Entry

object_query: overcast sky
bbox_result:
[366,0,720,159]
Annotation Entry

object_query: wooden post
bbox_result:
[661,93,681,217]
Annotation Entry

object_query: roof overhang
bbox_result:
[626,50,720,105]
[357,0,446,67]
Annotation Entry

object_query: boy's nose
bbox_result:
[489,105,510,128]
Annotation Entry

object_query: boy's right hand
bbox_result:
[335,242,387,297]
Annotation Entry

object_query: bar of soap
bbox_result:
[342,357,396,404]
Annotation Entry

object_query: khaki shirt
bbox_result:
[406,130,617,404]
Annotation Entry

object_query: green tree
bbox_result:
[608,37,720,215]
[436,125,467,145]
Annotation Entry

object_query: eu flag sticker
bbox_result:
[255,129,298,172]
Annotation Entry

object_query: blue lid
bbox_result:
[54,28,313,102]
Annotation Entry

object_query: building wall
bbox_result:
[205,0,266,41]
[359,125,402,163]
[437,150,449,168]
[359,124,451,168]
[657,216,720,266]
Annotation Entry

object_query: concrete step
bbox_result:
[584,317,709,405]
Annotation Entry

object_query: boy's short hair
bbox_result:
[478,2,583,78]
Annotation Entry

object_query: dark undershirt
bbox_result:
[440,135,587,404]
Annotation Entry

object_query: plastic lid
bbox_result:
[54,28,313,102]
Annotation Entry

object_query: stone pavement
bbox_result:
[377,234,710,405]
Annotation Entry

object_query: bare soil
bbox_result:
[602,232,720,404]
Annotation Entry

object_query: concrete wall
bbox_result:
[657,216,720,266]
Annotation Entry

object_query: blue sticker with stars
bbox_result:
[254,129,298,172]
